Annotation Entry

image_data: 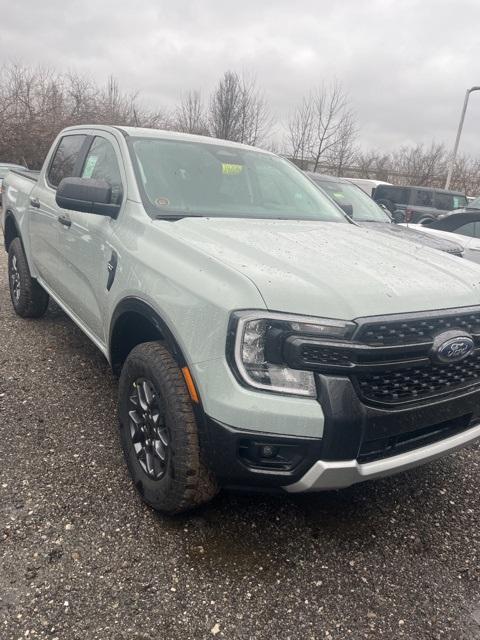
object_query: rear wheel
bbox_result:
[118,342,218,514]
[7,238,49,318]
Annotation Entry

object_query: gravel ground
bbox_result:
[1,249,480,640]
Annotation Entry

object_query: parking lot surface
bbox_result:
[1,250,480,640]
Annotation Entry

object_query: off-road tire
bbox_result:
[118,341,218,514]
[7,238,49,318]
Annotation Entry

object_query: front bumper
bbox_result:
[201,375,480,492]
[285,421,480,492]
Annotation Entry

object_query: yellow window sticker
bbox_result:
[222,163,243,175]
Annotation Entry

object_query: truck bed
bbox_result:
[9,168,39,183]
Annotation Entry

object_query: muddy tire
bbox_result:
[118,341,218,514]
[8,238,49,318]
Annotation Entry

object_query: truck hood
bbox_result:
[165,218,480,319]
[358,221,463,255]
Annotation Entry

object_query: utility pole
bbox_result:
[445,86,480,190]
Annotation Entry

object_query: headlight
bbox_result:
[228,311,355,397]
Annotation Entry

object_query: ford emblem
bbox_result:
[433,332,475,364]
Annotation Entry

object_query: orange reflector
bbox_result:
[182,367,200,404]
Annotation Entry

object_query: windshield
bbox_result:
[311,178,391,222]
[129,137,347,222]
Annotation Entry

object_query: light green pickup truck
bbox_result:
[3,125,480,513]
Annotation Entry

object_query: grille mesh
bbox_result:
[356,352,480,404]
[356,312,480,346]
[300,344,352,366]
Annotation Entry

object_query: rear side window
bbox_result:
[374,185,410,205]
[435,192,454,211]
[412,189,434,207]
[81,137,123,205]
[48,135,87,188]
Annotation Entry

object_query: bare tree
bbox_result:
[389,142,448,186]
[309,82,356,172]
[286,81,357,173]
[327,112,357,176]
[354,149,391,181]
[208,71,271,145]
[286,96,314,169]
[173,90,208,135]
[0,64,168,168]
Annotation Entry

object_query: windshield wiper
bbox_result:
[154,213,206,221]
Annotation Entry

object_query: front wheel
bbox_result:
[118,342,218,514]
[7,238,49,318]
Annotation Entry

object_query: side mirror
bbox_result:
[339,202,353,218]
[392,209,405,224]
[56,177,121,218]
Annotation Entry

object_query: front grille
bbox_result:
[355,310,480,346]
[285,307,480,407]
[356,352,480,404]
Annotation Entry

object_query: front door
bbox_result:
[29,134,88,294]
[54,133,125,344]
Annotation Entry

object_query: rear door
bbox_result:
[29,134,89,294]
[54,132,125,343]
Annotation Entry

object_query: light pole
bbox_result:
[445,86,480,190]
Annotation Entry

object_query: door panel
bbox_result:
[53,134,125,344]
[29,134,88,295]
[29,184,68,295]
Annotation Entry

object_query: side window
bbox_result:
[413,189,433,207]
[48,135,87,188]
[454,222,476,237]
[435,192,453,211]
[81,137,123,205]
[375,186,409,205]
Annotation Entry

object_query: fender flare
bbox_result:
[109,297,187,370]
[3,210,21,250]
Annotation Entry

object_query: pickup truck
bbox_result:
[3,125,480,514]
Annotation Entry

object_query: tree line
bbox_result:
[1,63,478,195]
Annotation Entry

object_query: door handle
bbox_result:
[30,198,40,209]
[58,215,71,228]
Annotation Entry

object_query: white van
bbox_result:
[347,178,391,197]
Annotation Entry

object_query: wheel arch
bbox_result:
[3,210,20,251]
[109,297,187,376]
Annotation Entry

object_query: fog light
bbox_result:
[260,445,277,458]
[238,439,305,471]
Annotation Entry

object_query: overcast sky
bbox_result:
[1,0,479,154]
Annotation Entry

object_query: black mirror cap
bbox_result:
[56,177,121,218]
[339,203,353,217]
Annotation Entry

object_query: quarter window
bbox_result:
[81,137,123,205]
[48,135,87,188]
[435,192,454,211]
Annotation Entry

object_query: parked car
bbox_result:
[440,194,480,215]
[401,209,480,264]
[306,173,464,257]
[0,163,26,205]
[3,125,480,514]
[346,178,391,197]
[373,184,468,224]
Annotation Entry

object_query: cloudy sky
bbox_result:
[1,0,480,154]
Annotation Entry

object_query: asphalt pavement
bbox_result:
[1,249,480,639]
